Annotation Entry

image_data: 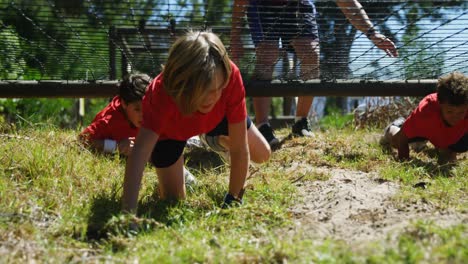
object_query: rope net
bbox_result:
[0,0,467,83]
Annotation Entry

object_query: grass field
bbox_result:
[0,120,467,263]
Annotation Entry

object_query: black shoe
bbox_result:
[292,118,313,137]
[258,124,279,147]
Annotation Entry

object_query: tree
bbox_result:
[317,1,467,80]
[315,1,466,112]
[0,23,26,79]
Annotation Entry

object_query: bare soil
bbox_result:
[286,166,467,243]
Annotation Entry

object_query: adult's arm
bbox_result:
[336,0,398,57]
[230,0,249,63]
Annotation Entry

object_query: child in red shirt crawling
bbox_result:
[122,31,271,212]
[79,74,150,156]
[382,71,468,163]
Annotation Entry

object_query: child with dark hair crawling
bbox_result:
[80,74,150,156]
[122,30,271,212]
[80,73,197,185]
[381,71,468,163]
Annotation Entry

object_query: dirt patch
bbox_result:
[286,167,467,243]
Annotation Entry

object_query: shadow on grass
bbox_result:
[270,133,307,151]
[85,192,186,242]
[184,147,225,169]
[276,134,293,151]
[138,198,183,225]
[84,148,229,242]
[404,147,459,177]
[85,190,121,241]
[379,143,458,177]
[408,157,457,178]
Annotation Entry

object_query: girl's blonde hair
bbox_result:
[163,30,232,115]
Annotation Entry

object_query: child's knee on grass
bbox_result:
[250,141,271,164]
[247,126,271,163]
[219,133,271,164]
[156,157,186,200]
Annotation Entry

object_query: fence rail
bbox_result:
[0,80,436,98]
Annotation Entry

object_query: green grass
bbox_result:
[0,121,467,263]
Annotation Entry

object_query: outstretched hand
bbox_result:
[221,191,244,209]
[368,33,398,57]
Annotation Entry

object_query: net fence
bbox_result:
[0,0,467,83]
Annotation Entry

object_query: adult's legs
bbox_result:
[291,37,320,117]
[290,37,320,136]
[251,41,281,146]
[253,41,280,125]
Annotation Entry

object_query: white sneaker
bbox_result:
[186,136,203,149]
[380,117,405,145]
[199,134,230,162]
[380,124,394,145]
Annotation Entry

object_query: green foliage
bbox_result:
[0,0,163,80]
[0,97,110,128]
[395,2,468,79]
[0,98,74,126]
[319,107,354,130]
[0,24,26,79]
[400,37,444,79]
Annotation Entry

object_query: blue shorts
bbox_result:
[150,117,252,168]
[247,0,319,50]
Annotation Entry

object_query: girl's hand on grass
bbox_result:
[221,192,243,209]
[118,137,135,156]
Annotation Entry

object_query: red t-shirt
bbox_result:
[142,61,247,141]
[81,96,138,141]
[402,93,468,148]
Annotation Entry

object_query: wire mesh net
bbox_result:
[0,0,467,82]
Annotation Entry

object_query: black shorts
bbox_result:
[247,0,319,50]
[447,133,468,153]
[150,117,252,168]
